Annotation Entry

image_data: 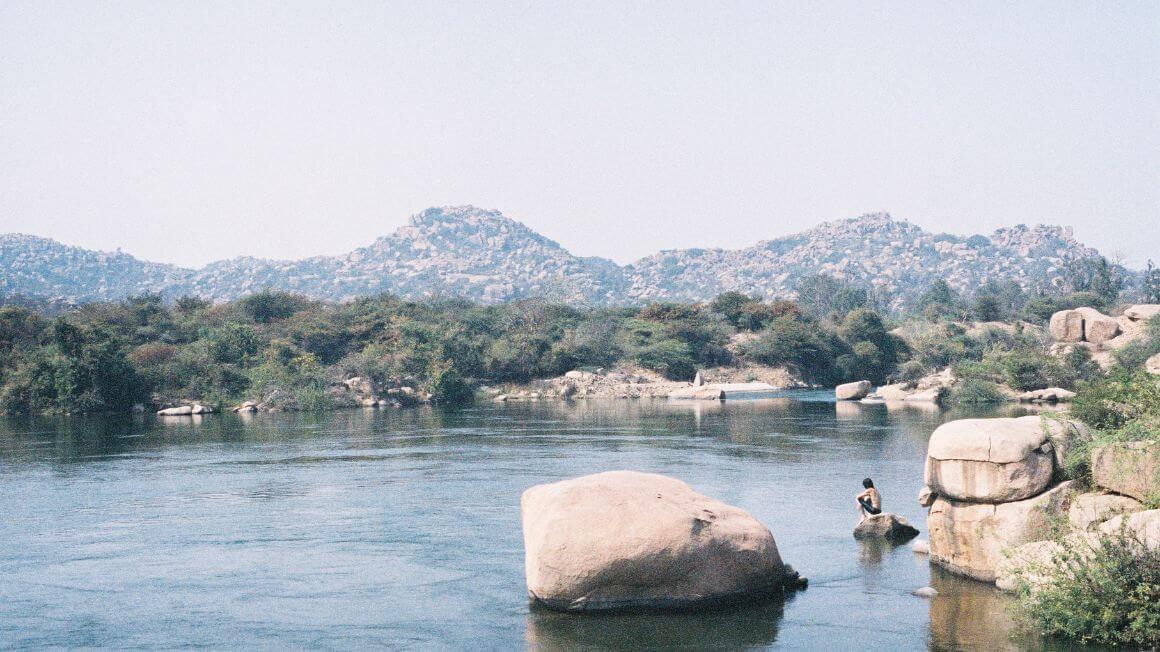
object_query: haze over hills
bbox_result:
[0,206,1118,308]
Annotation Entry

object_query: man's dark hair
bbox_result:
[862,478,874,489]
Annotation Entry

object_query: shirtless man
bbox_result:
[856,477,881,521]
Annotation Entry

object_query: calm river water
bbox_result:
[1,392,1064,650]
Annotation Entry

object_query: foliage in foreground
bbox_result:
[1017,534,1160,647]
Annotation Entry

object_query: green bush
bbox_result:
[1017,534,1160,647]
[1070,370,1160,431]
[948,378,1007,405]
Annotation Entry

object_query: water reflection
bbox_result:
[525,598,785,650]
[0,393,1057,649]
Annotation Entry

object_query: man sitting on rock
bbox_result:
[856,477,881,521]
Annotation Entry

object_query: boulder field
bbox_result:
[520,471,800,612]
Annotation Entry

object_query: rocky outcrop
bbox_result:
[853,513,919,542]
[1067,492,1143,532]
[1049,307,1121,344]
[520,471,792,611]
[1123,304,1160,322]
[920,415,1093,583]
[924,417,1059,503]
[835,380,871,401]
[1091,442,1159,503]
[927,481,1075,582]
[1,209,1121,307]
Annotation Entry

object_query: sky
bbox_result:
[1,1,1157,268]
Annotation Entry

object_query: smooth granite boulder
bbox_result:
[924,416,1056,503]
[927,481,1075,582]
[521,471,787,611]
[835,380,871,401]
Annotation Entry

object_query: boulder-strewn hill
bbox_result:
[624,212,1102,304]
[0,206,1116,307]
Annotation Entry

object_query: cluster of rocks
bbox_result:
[337,376,428,408]
[862,368,956,404]
[494,366,797,402]
[520,471,803,612]
[1,208,1125,308]
[918,415,1160,591]
[1049,304,1160,369]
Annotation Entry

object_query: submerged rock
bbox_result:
[853,513,919,542]
[911,539,930,554]
[912,586,938,598]
[521,471,789,612]
[156,405,193,416]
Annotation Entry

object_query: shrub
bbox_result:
[1016,534,1160,647]
[948,378,1007,405]
[1070,371,1160,431]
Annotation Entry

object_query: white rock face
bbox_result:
[927,481,1075,582]
[924,416,1056,503]
[157,405,193,416]
[835,380,871,401]
[521,471,786,611]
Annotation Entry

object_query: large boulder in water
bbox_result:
[927,481,1075,582]
[520,470,787,611]
[835,380,871,401]
[924,416,1057,503]
[853,513,919,542]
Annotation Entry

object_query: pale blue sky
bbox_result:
[1,1,1157,267]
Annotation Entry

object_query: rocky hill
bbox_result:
[0,206,1116,307]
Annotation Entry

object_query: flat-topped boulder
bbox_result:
[925,416,1057,503]
[853,513,919,542]
[1123,304,1160,322]
[521,471,789,611]
[835,380,871,401]
[1091,441,1159,502]
[927,481,1075,582]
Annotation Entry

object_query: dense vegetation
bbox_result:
[0,257,1152,416]
[1012,321,1160,647]
[0,287,906,414]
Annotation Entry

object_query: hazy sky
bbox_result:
[1,1,1157,268]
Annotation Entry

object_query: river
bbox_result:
[0,392,1061,650]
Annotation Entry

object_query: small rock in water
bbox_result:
[911,539,930,554]
[912,587,938,598]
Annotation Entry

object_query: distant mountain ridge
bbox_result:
[0,206,1116,307]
